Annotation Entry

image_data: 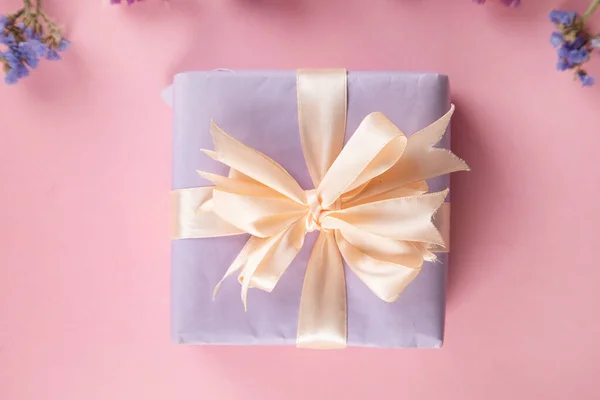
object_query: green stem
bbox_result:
[9,9,25,20]
[583,0,600,24]
[39,10,58,30]
[23,0,32,13]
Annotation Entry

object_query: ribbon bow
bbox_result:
[172,69,469,349]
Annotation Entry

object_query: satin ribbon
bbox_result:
[171,69,469,349]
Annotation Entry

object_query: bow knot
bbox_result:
[305,189,339,233]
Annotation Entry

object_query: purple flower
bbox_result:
[568,49,589,64]
[550,32,563,47]
[590,37,600,49]
[4,67,19,84]
[0,24,48,84]
[0,30,16,46]
[568,35,587,49]
[2,50,19,68]
[549,10,577,26]
[1,6,69,85]
[18,42,39,68]
[44,39,69,61]
[557,45,570,58]
[45,49,60,61]
[1,49,31,84]
[57,39,70,52]
[578,71,595,86]
[0,15,8,31]
[556,59,569,71]
[29,39,48,57]
[15,63,29,78]
[499,0,520,6]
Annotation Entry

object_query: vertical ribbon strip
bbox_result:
[171,69,469,348]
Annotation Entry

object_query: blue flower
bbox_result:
[557,45,570,58]
[43,40,69,61]
[18,42,39,68]
[556,59,569,71]
[549,10,577,26]
[1,50,20,68]
[1,54,30,84]
[28,38,48,57]
[46,49,60,61]
[0,15,9,32]
[567,35,586,49]
[15,63,29,78]
[578,71,595,86]
[550,32,563,47]
[4,67,19,84]
[0,31,16,46]
[24,27,36,40]
[57,39,70,52]
[568,49,589,65]
[1,8,69,85]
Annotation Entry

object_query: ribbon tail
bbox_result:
[213,236,262,300]
[296,231,347,349]
[430,202,450,253]
[237,219,307,310]
[245,218,308,293]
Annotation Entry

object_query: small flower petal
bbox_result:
[568,49,590,64]
[549,10,577,26]
[569,35,587,49]
[29,39,48,57]
[558,46,570,58]
[15,64,29,79]
[556,59,569,71]
[0,15,8,32]
[57,39,70,52]
[578,72,595,86]
[4,68,19,84]
[0,32,16,46]
[46,49,61,61]
[550,32,563,47]
[2,51,20,68]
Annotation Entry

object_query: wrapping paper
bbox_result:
[170,70,451,348]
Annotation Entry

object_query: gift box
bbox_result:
[168,69,467,348]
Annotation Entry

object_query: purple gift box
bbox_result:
[168,70,452,348]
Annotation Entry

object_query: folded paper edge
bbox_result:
[161,85,174,108]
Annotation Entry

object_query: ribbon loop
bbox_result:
[318,112,408,208]
[172,69,469,349]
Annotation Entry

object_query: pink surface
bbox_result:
[1,0,600,399]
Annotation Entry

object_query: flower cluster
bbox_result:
[0,1,69,85]
[548,3,599,87]
[473,0,521,7]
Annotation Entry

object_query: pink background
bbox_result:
[1,0,600,398]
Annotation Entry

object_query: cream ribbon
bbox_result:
[171,69,469,349]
